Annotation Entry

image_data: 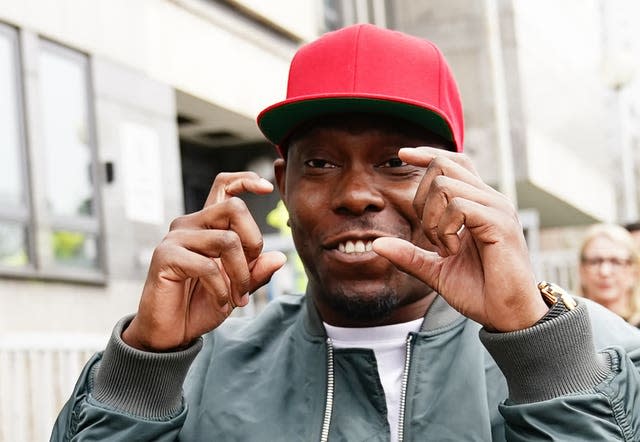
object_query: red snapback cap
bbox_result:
[257,24,464,156]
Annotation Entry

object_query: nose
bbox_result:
[598,261,614,275]
[331,166,385,215]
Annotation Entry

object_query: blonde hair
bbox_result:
[579,223,640,325]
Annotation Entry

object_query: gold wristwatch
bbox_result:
[535,281,577,324]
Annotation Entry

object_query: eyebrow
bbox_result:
[581,254,632,260]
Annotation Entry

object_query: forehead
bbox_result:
[286,113,453,153]
[583,235,630,257]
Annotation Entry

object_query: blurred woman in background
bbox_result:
[579,223,640,327]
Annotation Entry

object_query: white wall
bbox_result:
[513,0,617,221]
[0,0,319,120]
[231,0,321,40]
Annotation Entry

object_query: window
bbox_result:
[0,24,30,268]
[0,23,103,282]
[38,41,101,272]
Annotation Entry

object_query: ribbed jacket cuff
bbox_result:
[479,300,611,404]
[92,315,203,419]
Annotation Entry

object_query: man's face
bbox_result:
[274,114,451,325]
[579,235,637,313]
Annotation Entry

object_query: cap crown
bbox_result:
[258,24,464,153]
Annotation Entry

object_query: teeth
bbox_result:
[338,240,374,254]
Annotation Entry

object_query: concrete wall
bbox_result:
[511,0,617,223]
[0,0,314,122]
[0,0,319,335]
[390,0,621,226]
[232,0,321,40]
[390,0,500,183]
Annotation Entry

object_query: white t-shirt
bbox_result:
[324,318,423,442]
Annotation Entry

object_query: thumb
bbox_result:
[248,251,288,291]
[372,237,441,285]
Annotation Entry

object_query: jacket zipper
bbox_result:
[397,334,414,442]
[320,338,335,442]
[320,334,414,442]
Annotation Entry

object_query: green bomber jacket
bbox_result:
[52,294,640,441]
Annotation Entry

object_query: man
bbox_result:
[53,24,640,441]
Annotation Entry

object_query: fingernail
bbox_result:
[241,293,250,306]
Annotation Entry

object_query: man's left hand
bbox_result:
[373,146,549,332]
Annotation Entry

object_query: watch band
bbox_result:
[535,281,577,325]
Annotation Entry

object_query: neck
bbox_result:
[316,291,438,327]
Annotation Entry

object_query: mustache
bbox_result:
[326,216,402,238]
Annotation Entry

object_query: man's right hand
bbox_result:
[122,172,287,352]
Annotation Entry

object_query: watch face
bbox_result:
[538,281,576,311]
[538,281,558,306]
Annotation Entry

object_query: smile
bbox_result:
[337,240,374,254]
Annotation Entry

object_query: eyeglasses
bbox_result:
[581,256,633,269]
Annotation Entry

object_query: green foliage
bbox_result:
[52,231,85,260]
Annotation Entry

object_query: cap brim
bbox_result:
[257,95,457,155]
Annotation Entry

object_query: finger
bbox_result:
[434,198,468,255]
[247,251,288,294]
[449,197,522,243]
[411,154,494,222]
[372,237,442,288]
[207,231,252,305]
[432,197,522,259]
[154,245,233,311]
[155,242,220,282]
[165,228,252,302]
[418,176,512,252]
[205,171,273,206]
[399,147,481,177]
[171,198,265,263]
[194,260,234,310]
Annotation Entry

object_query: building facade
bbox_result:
[1,0,639,440]
[0,1,319,440]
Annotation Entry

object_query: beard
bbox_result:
[318,287,401,321]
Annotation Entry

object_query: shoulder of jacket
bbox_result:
[582,296,640,352]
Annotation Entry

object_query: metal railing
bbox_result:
[536,249,580,293]
[0,333,106,442]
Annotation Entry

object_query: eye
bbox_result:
[378,157,407,168]
[304,159,336,168]
[581,256,632,268]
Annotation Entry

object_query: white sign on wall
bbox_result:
[120,122,164,225]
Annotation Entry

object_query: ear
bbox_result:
[274,158,287,198]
